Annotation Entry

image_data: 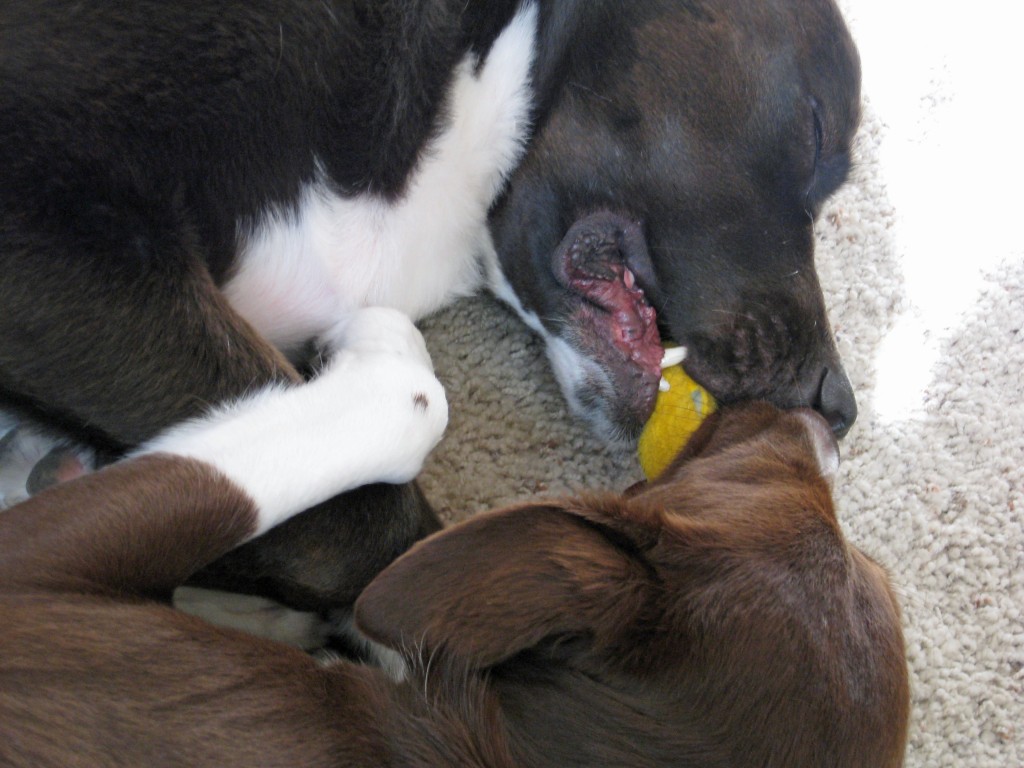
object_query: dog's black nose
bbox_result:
[816,365,858,438]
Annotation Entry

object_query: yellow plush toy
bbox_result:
[637,346,716,479]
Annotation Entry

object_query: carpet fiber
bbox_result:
[417,2,1024,764]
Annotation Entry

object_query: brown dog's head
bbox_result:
[490,0,861,442]
[356,403,908,767]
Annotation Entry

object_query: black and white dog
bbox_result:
[0,0,861,612]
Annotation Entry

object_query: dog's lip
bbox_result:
[562,263,663,381]
[560,266,663,430]
[548,210,676,430]
[553,214,663,377]
[578,270,660,366]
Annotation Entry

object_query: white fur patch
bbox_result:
[794,409,841,481]
[173,586,329,650]
[486,263,547,336]
[224,5,538,354]
[135,308,448,536]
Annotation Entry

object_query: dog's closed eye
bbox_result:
[805,99,853,215]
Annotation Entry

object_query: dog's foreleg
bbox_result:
[0,453,260,597]
[0,308,446,598]
[142,307,447,536]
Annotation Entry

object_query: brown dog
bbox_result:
[0,322,908,768]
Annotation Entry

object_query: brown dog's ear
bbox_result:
[354,501,655,668]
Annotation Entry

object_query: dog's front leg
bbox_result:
[0,308,446,599]
[142,307,447,536]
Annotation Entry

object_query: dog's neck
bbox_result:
[494,661,689,768]
[349,654,683,768]
[326,659,517,767]
[303,0,524,201]
[223,2,540,350]
[528,1,648,127]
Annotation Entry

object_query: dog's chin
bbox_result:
[542,323,659,447]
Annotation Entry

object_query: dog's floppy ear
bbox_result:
[354,501,657,668]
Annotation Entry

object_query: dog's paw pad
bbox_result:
[27,446,92,495]
[0,421,95,509]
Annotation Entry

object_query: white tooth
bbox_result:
[659,377,671,392]
[624,269,635,288]
[660,347,687,369]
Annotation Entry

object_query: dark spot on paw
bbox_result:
[413,393,429,411]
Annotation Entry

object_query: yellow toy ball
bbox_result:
[637,350,716,479]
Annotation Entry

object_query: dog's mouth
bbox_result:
[534,213,858,442]
[551,212,665,437]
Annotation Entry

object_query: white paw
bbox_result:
[314,345,448,487]
[313,305,446,484]
[319,307,433,372]
[138,309,448,537]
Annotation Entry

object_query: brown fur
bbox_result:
[0,404,908,766]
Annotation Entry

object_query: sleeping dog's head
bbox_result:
[490,0,861,442]
[357,402,909,766]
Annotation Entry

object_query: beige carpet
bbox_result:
[417,2,1024,765]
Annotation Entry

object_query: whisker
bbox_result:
[709,309,759,323]
[568,81,612,103]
